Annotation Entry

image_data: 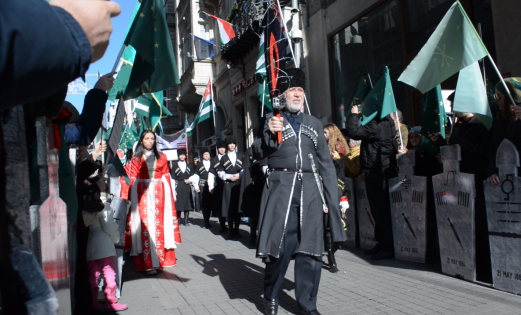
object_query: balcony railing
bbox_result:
[220,0,274,66]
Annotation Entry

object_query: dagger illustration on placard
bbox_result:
[366,208,375,227]
[447,217,464,250]
[402,213,417,239]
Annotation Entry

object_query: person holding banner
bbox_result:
[171,149,199,226]
[120,131,181,274]
[256,68,346,315]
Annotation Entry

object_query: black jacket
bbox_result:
[1,0,91,109]
[435,116,490,181]
[346,114,398,177]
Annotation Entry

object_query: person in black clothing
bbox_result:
[171,149,198,226]
[487,78,521,185]
[429,96,492,282]
[406,126,443,258]
[217,136,244,239]
[196,147,214,228]
[346,105,398,260]
[210,140,228,233]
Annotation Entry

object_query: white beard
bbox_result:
[286,102,302,113]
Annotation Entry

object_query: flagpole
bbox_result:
[112,44,127,73]
[487,55,517,107]
[210,77,218,155]
[395,111,404,150]
[261,81,266,117]
[478,24,486,81]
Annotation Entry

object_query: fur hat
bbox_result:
[217,140,226,149]
[278,68,306,94]
[177,149,187,156]
[496,78,521,105]
[226,136,237,146]
[201,147,211,154]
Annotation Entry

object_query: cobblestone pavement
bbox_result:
[116,212,521,315]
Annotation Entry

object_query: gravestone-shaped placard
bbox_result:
[433,145,476,281]
[355,174,377,250]
[484,139,521,294]
[389,152,428,263]
[343,177,357,247]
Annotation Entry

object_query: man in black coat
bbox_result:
[196,147,213,228]
[217,136,244,239]
[209,140,228,233]
[171,149,198,226]
[256,68,346,315]
[346,105,398,260]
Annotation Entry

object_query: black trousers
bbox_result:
[264,180,322,311]
[364,170,394,252]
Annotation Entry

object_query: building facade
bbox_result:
[168,0,519,158]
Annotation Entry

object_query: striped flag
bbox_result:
[209,14,236,46]
[256,30,272,113]
[185,78,215,136]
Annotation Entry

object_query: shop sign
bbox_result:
[232,75,257,96]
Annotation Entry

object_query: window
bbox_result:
[330,0,405,129]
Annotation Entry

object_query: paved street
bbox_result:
[116,212,521,315]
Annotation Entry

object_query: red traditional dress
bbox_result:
[120,151,181,271]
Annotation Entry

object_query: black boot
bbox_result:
[219,217,228,233]
[183,211,190,226]
[226,217,234,239]
[325,233,339,273]
[263,297,278,315]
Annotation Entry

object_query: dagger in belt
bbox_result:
[308,153,328,213]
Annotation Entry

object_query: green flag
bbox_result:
[197,79,215,124]
[420,85,448,139]
[351,76,372,107]
[118,119,140,150]
[398,1,489,94]
[135,92,171,133]
[486,76,498,112]
[123,0,180,100]
[107,1,141,101]
[256,30,272,114]
[360,67,397,126]
[185,114,196,136]
[453,61,493,129]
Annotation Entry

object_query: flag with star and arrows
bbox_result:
[360,67,397,126]
[123,0,180,100]
[398,1,489,94]
[453,61,493,129]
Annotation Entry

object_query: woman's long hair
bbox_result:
[324,123,349,155]
[134,130,161,160]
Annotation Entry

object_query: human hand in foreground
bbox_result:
[49,0,121,63]
[94,72,116,91]
[487,174,500,185]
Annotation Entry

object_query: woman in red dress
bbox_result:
[121,131,181,274]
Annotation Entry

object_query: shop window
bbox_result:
[330,0,405,129]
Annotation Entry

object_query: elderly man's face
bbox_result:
[284,87,305,113]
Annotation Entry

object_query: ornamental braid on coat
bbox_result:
[255,113,347,259]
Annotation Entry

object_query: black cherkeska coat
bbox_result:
[217,152,243,217]
[255,112,347,259]
[196,160,212,211]
[210,155,224,215]
[171,161,195,211]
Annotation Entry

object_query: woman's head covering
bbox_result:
[410,126,422,134]
[496,78,521,105]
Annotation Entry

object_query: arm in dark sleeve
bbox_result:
[345,114,380,141]
[170,162,178,180]
[64,89,107,146]
[450,123,490,158]
[261,114,279,150]
[0,0,91,109]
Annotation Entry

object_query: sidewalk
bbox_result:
[116,212,521,314]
